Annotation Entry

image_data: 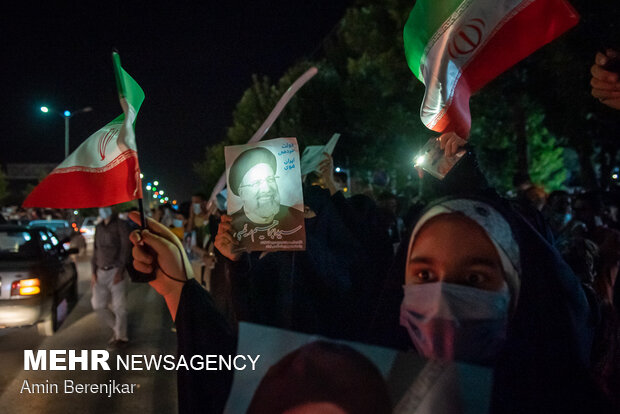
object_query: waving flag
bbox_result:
[23,53,145,208]
[404,0,579,137]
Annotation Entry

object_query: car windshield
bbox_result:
[0,230,39,258]
[30,221,67,232]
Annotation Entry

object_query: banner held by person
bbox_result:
[404,0,579,138]
[23,52,145,209]
[225,137,306,252]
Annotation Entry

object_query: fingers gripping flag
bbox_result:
[404,0,579,138]
[23,53,145,208]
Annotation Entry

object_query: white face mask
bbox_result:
[99,208,113,220]
[400,282,510,365]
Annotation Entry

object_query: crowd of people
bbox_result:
[1,52,618,413]
[134,155,618,411]
[110,51,620,413]
[127,51,620,413]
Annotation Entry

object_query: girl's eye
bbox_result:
[415,270,433,282]
[466,273,486,285]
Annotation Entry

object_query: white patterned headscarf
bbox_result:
[409,199,521,309]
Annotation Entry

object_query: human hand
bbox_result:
[438,132,467,158]
[318,152,338,195]
[214,215,242,262]
[591,50,620,110]
[128,211,192,319]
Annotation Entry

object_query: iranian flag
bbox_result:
[404,0,579,137]
[23,53,145,209]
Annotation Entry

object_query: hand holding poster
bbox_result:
[225,138,306,252]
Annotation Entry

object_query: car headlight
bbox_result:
[11,278,41,296]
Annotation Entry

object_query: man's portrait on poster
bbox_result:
[226,139,305,251]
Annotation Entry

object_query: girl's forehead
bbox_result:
[410,214,500,260]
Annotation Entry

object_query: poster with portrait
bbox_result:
[224,322,493,413]
[225,137,306,252]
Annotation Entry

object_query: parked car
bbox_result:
[29,219,74,242]
[79,216,98,250]
[0,225,79,335]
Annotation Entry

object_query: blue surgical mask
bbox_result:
[99,207,113,220]
[193,203,202,215]
[173,219,184,228]
[400,282,510,365]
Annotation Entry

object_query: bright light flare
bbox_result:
[40,106,49,113]
[415,155,426,166]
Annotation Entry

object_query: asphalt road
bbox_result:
[0,253,179,414]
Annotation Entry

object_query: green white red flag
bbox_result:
[23,53,145,209]
[404,0,579,137]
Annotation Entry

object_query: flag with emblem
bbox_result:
[404,0,579,137]
[23,53,145,208]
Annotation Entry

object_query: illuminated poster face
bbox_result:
[225,138,306,251]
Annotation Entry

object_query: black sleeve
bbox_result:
[330,191,363,237]
[176,279,238,414]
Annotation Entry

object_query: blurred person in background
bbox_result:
[91,206,131,348]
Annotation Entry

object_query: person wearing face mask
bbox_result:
[401,199,518,365]
[186,193,209,236]
[396,196,615,413]
[91,206,131,348]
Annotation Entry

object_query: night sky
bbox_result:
[0,1,352,202]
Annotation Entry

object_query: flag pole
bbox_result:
[138,197,147,229]
[112,50,148,231]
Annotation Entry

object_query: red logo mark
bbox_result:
[448,18,486,59]
[98,128,119,161]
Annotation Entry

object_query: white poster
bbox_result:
[225,138,306,251]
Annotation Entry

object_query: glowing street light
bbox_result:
[40,105,93,158]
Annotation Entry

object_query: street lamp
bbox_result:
[40,105,93,158]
